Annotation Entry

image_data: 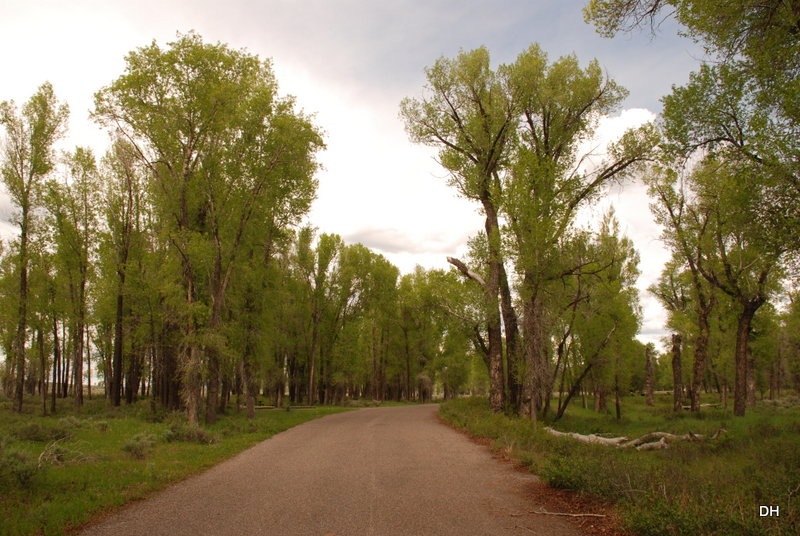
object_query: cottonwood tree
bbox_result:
[503,44,655,420]
[689,157,784,415]
[400,47,517,413]
[551,213,641,420]
[0,83,68,412]
[586,0,800,250]
[45,148,101,408]
[94,33,322,425]
[647,165,718,411]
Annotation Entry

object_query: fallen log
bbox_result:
[544,427,628,446]
[545,427,726,450]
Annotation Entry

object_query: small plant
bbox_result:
[93,420,110,432]
[163,422,217,444]
[12,421,71,442]
[57,416,83,429]
[122,433,157,459]
[0,446,38,488]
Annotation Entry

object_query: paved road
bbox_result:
[80,405,581,535]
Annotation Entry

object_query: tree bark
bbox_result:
[112,283,125,406]
[733,299,761,416]
[644,344,655,406]
[521,285,548,421]
[12,213,29,413]
[498,262,522,413]
[51,317,59,413]
[690,290,713,411]
[672,333,682,412]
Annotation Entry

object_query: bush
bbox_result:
[57,416,83,429]
[0,447,38,488]
[122,433,157,459]
[93,420,109,432]
[163,423,217,444]
[12,421,71,442]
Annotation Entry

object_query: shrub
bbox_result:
[93,420,109,432]
[0,447,38,488]
[122,433,157,459]
[12,421,71,442]
[57,416,83,430]
[163,423,217,444]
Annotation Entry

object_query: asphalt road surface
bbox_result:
[80,405,582,535]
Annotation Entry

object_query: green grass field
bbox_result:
[440,395,800,535]
[0,397,348,536]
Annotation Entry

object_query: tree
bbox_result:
[647,166,718,411]
[400,47,517,413]
[690,157,784,415]
[0,83,68,412]
[503,44,655,419]
[585,0,800,250]
[94,33,322,425]
[551,213,641,420]
[46,148,101,408]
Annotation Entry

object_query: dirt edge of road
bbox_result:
[436,413,629,536]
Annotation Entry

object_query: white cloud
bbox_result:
[0,1,701,349]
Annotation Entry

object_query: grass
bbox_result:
[440,394,800,536]
[0,396,348,536]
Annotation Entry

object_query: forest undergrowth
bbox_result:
[440,395,800,535]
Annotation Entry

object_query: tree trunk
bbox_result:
[112,285,124,406]
[690,293,712,411]
[498,262,522,413]
[733,300,760,416]
[482,198,506,414]
[307,311,320,406]
[73,319,84,409]
[86,328,92,400]
[38,328,47,416]
[746,345,757,408]
[644,344,655,406]
[522,286,548,421]
[672,333,682,412]
[51,318,59,413]
[12,216,29,413]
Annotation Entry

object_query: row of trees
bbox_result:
[3,0,798,424]
[400,44,656,420]
[0,33,487,425]
[398,0,799,419]
[584,0,799,416]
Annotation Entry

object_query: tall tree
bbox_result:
[0,83,68,412]
[98,138,148,406]
[400,47,517,413]
[46,148,100,408]
[94,33,322,425]
[585,0,800,250]
[689,157,784,415]
[647,165,717,411]
[503,44,655,419]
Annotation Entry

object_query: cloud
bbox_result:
[343,227,464,255]
[0,1,698,346]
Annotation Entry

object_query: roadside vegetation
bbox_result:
[0,397,347,536]
[441,396,800,535]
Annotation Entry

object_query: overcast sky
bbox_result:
[0,0,706,348]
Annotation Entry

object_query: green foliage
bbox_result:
[122,432,157,459]
[0,445,38,488]
[162,423,217,445]
[12,421,71,442]
[442,396,800,535]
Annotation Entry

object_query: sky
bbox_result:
[0,0,706,348]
